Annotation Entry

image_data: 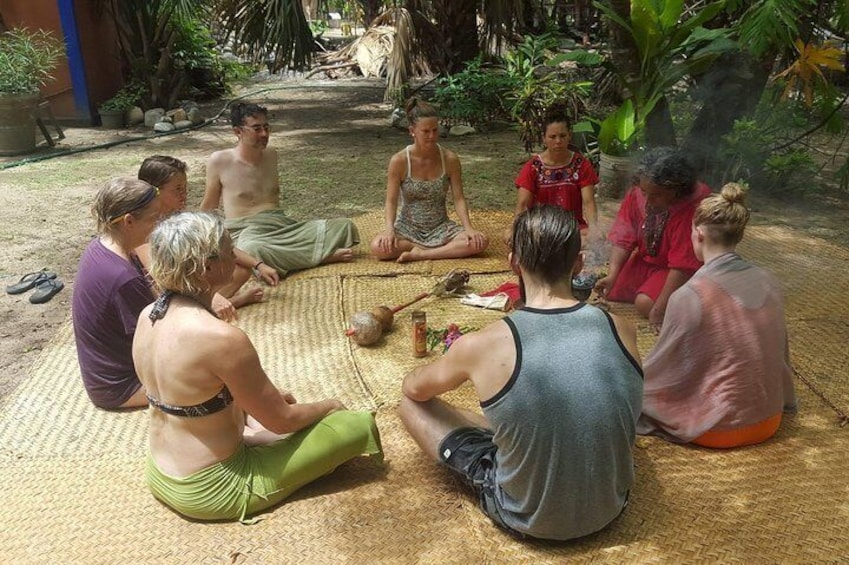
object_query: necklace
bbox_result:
[149,290,216,323]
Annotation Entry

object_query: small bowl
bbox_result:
[572,272,598,301]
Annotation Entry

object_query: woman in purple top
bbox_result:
[72,178,162,409]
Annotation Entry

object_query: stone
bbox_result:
[448,124,476,137]
[180,100,199,113]
[153,122,175,132]
[166,108,187,123]
[187,107,204,125]
[158,115,173,123]
[173,120,193,130]
[439,124,450,138]
[125,106,144,126]
[144,108,166,127]
[390,108,407,130]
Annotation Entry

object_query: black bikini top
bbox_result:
[146,386,234,418]
[146,292,233,416]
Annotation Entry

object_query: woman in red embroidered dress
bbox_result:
[506,105,599,245]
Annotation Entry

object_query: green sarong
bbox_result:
[225,209,359,276]
[145,410,383,523]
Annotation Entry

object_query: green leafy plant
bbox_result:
[432,57,512,127]
[172,16,246,98]
[719,106,817,195]
[594,99,639,156]
[99,82,145,111]
[309,19,328,37]
[0,28,65,94]
[578,0,735,147]
[501,34,593,152]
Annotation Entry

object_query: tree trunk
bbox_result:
[358,0,382,28]
[645,96,676,147]
[432,0,478,72]
[604,0,641,94]
[681,51,773,181]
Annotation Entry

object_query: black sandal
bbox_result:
[29,278,64,304]
[5,270,57,295]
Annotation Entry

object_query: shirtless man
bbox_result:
[202,103,359,276]
[400,205,643,541]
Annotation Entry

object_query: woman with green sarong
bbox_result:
[133,212,382,522]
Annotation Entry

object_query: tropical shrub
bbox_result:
[432,58,512,127]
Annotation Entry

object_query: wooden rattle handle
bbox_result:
[391,292,429,313]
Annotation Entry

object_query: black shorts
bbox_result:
[438,427,526,539]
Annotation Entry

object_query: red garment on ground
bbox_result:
[607,182,711,302]
[480,281,521,304]
[514,152,598,229]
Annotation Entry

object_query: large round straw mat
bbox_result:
[287,210,514,282]
[1,387,846,564]
[235,276,376,411]
[342,273,514,406]
[739,226,849,321]
[0,321,148,460]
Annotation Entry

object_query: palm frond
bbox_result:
[216,0,314,72]
[736,0,817,57]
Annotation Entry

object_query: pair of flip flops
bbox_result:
[5,269,65,304]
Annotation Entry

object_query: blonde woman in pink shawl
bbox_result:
[637,183,797,448]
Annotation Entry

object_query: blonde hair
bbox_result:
[92,177,159,235]
[404,97,438,126]
[694,182,751,246]
[149,212,226,295]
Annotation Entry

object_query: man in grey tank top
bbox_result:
[400,205,644,541]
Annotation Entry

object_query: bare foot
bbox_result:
[396,248,422,263]
[322,248,355,264]
[230,285,264,308]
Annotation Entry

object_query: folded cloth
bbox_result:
[461,293,510,311]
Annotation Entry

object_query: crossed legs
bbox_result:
[398,396,491,461]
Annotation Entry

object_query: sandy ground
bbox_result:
[0,76,847,403]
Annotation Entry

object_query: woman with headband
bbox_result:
[72,178,162,409]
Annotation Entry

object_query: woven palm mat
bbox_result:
[343,273,514,407]
[286,209,512,282]
[0,387,846,564]
[738,226,849,415]
[0,278,375,462]
[1,220,848,562]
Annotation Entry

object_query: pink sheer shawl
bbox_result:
[638,252,797,442]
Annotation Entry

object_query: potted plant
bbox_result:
[0,28,64,155]
[574,101,640,199]
[98,83,144,129]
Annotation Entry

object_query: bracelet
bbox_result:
[253,261,264,270]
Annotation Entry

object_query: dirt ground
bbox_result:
[1,76,847,403]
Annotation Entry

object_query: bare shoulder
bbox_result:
[387,149,407,174]
[448,319,512,366]
[606,310,641,364]
[441,146,460,164]
[388,148,406,166]
[208,148,235,167]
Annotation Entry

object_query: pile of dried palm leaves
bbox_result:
[312,8,445,100]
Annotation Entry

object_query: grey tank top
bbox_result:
[482,303,643,540]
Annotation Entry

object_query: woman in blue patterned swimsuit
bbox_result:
[371,98,488,262]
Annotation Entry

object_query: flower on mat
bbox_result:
[426,323,477,353]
